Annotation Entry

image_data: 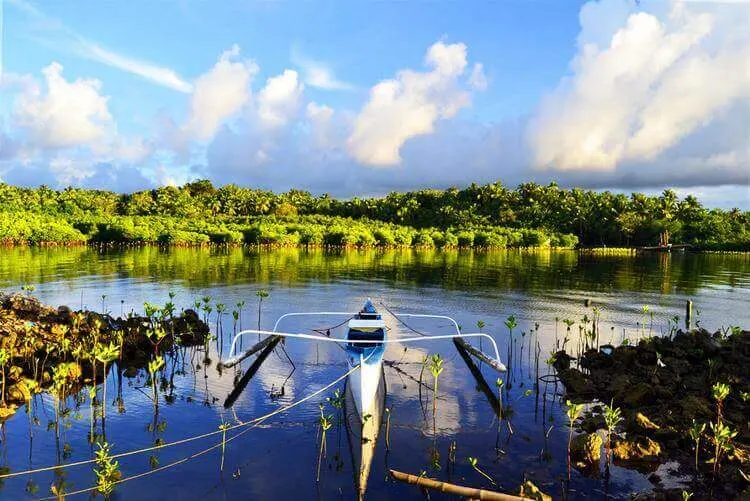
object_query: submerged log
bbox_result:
[219,335,280,369]
[453,337,506,373]
[223,336,281,408]
[389,470,529,500]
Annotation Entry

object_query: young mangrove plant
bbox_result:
[94,441,120,499]
[94,342,120,421]
[219,422,231,472]
[0,348,9,406]
[504,316,517,372]
[256,289,269,331]
[467,457,496,486]
[565,400,584,481]
[710,420,737,477]
[689,419,706,473]
[603,400,623,468]
[148,356,166,409]
[317,404,333,482]
[427,354,444,436]
[710,381,734,476]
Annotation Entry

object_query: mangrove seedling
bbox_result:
[565,400,584,481]
[94,441,120,499]
[504,316,517,338]
[0,348,9,405]
[317,405,333,482]
[219,422,231,472]
[94,342,120,421]
[495,378,504,418]
[710,420,737,476]
[148,356,166,408]
[689,419,706,473]
[428,354,444,435]
[712,382,730,422]
[256,289,269,331]
[603,400,623,467]
[467,457,496,486]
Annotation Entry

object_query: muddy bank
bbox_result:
[0,293,209,417]
[553,328,749,499]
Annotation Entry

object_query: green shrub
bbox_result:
[413,229,434,247]
[324,227,358,246]
[474,231,507,248]
[456,230,475,247]
[158,230,210,245]
[208,230,243,244]
[442,231,459,247]
[299,226,324,245]
[393,227,414,246]
[373,228,396,246]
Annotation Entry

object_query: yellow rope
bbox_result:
[0,355,364,484]
[33,360,363,500]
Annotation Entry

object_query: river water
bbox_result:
[0,247,748,500]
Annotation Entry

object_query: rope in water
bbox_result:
[1,354,369,483]
[378,302,427,336]
[31,360,367,500]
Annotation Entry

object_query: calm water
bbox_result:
[0,247,748,500]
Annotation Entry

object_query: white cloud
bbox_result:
[183,45,258,141]
[306,102,335,148]
[469,63,488,91]
[529,0,750,171]
[82,41,193,93]
[257,69,304,129]
[13,62,113,149]
[291,49,354,91]
[347,41,481,166]
[9,0,192,93]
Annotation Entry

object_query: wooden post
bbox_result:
[685,300,693,330]
[389,470,529,500]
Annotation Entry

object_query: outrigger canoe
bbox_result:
[344,300,386,420]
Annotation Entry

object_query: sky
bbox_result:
[0,0,748,208]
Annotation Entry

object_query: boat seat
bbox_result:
[348,328,384,348]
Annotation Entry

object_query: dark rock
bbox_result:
[617,382,656,408]
[557,368,596,396]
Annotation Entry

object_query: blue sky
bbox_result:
[1,0,748,208]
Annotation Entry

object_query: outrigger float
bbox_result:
[221,299,506,423]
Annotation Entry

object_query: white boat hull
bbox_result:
[347,352,384,420]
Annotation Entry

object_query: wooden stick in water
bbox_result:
[454,337,506,373]
[389,470,529,500]
[219,335,280,368]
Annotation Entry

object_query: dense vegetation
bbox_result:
[0,181,747,249]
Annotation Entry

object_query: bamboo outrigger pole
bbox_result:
[454,337,507,373]
[389,470,529,500]
[219,334,280,369]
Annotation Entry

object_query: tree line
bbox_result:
[0,181,747,249]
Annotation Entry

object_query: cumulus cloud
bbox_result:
[347,41,482,166]
[529,0,750,172]
[291,49,354,91]
[306,102,336,149]
[257,69,304,129]
[13,62,113,149]
[183,45,258,141]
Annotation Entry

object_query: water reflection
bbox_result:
[0,248,747,499]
